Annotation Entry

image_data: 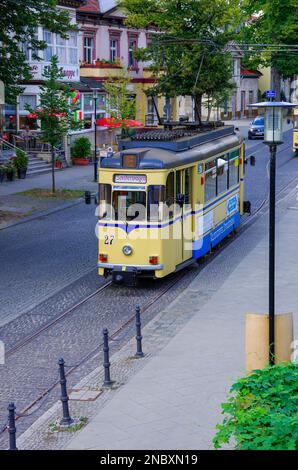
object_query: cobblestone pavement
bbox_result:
[0,130,293,326]
[0,202,97,326]
[16,178,298,450]
[0,128,296,449]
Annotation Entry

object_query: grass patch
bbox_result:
[49,416,88,433]
[15,188,85,200]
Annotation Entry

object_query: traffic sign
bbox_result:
[266,90,276,98]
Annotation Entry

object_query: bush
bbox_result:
[213,362,298,450]
[13,149,28,169]
[5,161,16,174]
[71,137,91,159]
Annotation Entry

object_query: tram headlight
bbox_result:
[123,245,133,256]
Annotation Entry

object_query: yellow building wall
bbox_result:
[80,66,176,125]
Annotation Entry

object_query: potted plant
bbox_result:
[13,149,28,179]
[0,166,6,183]
[5,162,16,181]
[71,137,91,166]
[95,58,105,66]
[55,155,63,169]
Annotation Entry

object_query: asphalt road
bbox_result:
[0,126,296,447]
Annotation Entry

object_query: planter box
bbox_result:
[6,172,15,181]
[72,158,89,166]
[17,168,27,179]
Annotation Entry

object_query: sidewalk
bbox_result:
[0,164,96,197]
[16,183,298,451]
[0,165,97,228]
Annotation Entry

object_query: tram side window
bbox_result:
[148,185,165,221]
[165,172,175,219]
[98,184,111,219]
[229,150,240,187]
[217,155,229,195]
[184,168,191,204]
[204,160,217,202]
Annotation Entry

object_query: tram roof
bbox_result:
[100,128,243,170]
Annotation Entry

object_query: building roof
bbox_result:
[59,0,87,8]
[80,77,105,90]
[77,0,116,13]
[78,0,100,12]
[241,68,262,78]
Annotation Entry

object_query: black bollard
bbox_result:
[7,402,17,450]
[58,358,73,426]
[135,306,144,357]
[85,190,91,205]
[102,328,112,387]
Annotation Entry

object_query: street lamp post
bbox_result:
[93,89,99,182]
[249,101,297,365]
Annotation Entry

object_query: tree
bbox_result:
[27,56,80,193]
[240,0,298,82]
[104,69,137,122]
[118,0,242,121]
[0,0,73,103]
[103,69,138,137]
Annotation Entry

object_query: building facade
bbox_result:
[76,0,167,131]
[4,0,86,137]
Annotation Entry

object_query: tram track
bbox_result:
[3,139,294,361]
[5,172,296,428]
[5,282,112,358]
[1,138,297,437]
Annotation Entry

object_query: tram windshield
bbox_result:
[113,190,146,221]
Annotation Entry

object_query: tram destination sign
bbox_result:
[114,174,147,184]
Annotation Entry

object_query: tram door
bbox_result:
[176,168,193,263]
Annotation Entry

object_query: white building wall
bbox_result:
[16,5,81,131]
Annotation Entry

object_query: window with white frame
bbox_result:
[70,93,107,133]
[19,95,38,130]
[56,34,67,64]
[83,93,94,129]
[20,28,38,61]
[128,37,138,67]
[96,94,107,121]
[84,36,94,64]
[19,95,37,112]
[68,31,78,65]
[21,40,30,61]
[110,39,119,62]
[43,30,78,65]
[43,30,54,62]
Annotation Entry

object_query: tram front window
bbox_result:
[113,190,146,221]
[148,185,165,221]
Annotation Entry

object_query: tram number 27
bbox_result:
[104,235,114,245]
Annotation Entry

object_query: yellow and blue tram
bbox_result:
[96,124,248,285]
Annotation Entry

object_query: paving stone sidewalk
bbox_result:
[15,185,298,451]
[0,164,96,197]
[0,165,96,228]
